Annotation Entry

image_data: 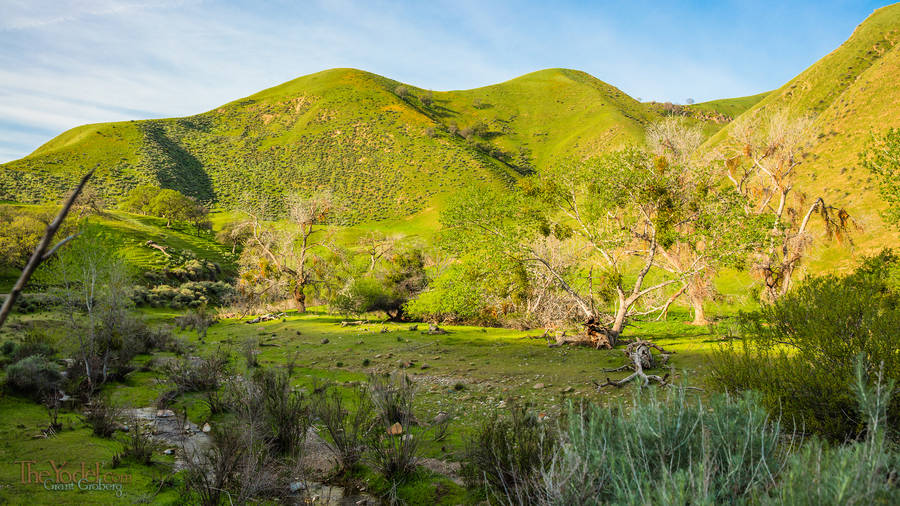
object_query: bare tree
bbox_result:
[239,193,338,312]
[724,111,857,300]
[360,231,398,272]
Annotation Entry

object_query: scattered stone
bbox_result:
[420,363,430,370]
[163,448,175,455]
[202,423,211,433]
[321,338,329,344]
[561,386,574,393]
[533,383,545,389]
[422,323,448,335]
[157,409,176,418]
[375,354,382,358]
[408,324,418,331]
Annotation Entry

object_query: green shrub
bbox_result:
[462,403,555,504]
[5,356,62,400]
[544,389,783,505]
[311,382,374,472]
[82,398,122,438]
[368,373,422,479]
[1,329,57,364]
[253,369,309,457]
[766,359,900,504]
[708,250,900,440]
[163,349,230,393]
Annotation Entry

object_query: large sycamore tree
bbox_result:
[443,140,759,347]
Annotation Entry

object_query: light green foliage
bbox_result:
[0,205,79,270]
[862,128,900,227]
[4,355,62,400]
[331,245,427,319]
[120,184,209,231]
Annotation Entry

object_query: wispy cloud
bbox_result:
[0,0,891,162]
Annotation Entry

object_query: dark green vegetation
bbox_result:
[710,251,900,440]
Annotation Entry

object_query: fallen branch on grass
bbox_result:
[246,313,285,324]
[594,340,674,389]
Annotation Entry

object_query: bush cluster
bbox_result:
[465,361,900,505]
[131,280,236,309]
[708,250,900,440]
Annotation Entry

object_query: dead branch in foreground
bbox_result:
[0,170,94,330]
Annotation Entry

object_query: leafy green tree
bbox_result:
[38,229,133,391]
[120,185,208,232]
[442,143,756,345]
[332,245,427,320]
[148,189,196,226]
[861,127,900,228]
[0,206,79,270]
[119,184,158,214]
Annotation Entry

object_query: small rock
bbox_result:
[387,422,403,435]
[321,338,329,344]
[375,354,382,358]
[561,386,574,393]
[202,423,211,433]
[156,409,175,418]
[420,363,430,370]
[533,383,545,389]
[163,448,175,455]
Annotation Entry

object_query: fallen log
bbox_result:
[145,240,171,257]
[246,312,285,324]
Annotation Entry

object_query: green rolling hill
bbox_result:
[0,68,661,225]
[2,2,900,262]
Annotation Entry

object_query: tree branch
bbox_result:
[0,170,94,329]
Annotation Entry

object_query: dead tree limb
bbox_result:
[595,340,673,389]
[0,170,94,330]
[145,240,171,257]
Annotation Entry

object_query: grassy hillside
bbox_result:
[0,205,236,292]
[0,68,664,225]
[688,91,770,118]
[704,3,900,267]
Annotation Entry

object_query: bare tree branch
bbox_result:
[0,170,94,329]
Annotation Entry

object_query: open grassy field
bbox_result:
[0,305,730,505]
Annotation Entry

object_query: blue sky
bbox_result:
[0,0,893,162]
